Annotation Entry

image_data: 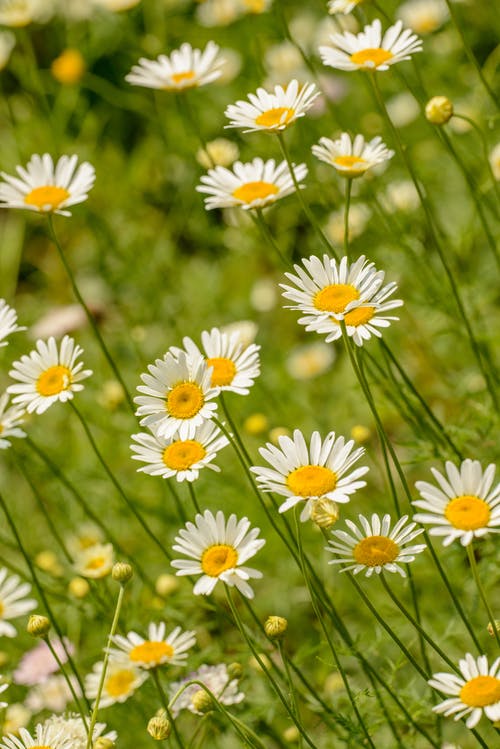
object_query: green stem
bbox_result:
[45,636,88,728]
[152,669,186,749]
[251,209,291,268]
[187,482,201,514]
[277,641,304,749]
[452,113,500,206]
[343,178,353,260]
[47,216,136,415]
[467,543,500,650]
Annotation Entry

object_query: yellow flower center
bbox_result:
[287,465,337,497]
[314,283,360,314]
[201,544,238,577]
[170,70,196,86]
[255,107,295,128]
[162,440,207,470]
[232,181,279,204]
[353,536,400,567]
[444,495,491,531]
[85,556,106,571]
[36,365,72,397]
[0,601,4,618]
[129,641,174,664]
[166,382,205,419]
[206,356,237,387]
[333,306,375,327]
[51,49,86,85]
[30,746,52,749]
[105,669,136,698]
[460,676,500,708]
[334,155,367,169]
[350,48,394,68]
[24,185,70,211]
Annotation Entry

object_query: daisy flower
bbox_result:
[413,459,500,546]
[251,429,368,521]
[326,513,426,576]
[0,393,26,449]
[328,0,363,14]
[429,654,500,728]
[73,543,114,579]
[397,0,448,36]
[169,663,245,717]
[224,79,320,133]
[125,41,224,91]
[0,568,36,637]
[85,657,148,707]
[319,19,423,72]
[312,133,394,178]
[41,714,116,749]
[7,335,92,415]
[197,157,308,211]
[130,420,229,482]
[135,351,219,440]
[171,510,265,599]
[177,327,260,394]
[0,724,72,749]
[0,154,95,216]
[0,300,25,346]
[108,622,196,670]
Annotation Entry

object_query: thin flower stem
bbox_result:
[44,637,89,729]
[277,640,304,749]
[251,209,291,268]
[343,178,353,260]
[276,132,338,259]
[466,543,500,650]
[187,482,201,514]
[176,93,214,168]
[47,216,136,415]
[220,393,253,466]
[69,401,172,562]
[85,584,126,749]
[452,113,500,205]
[225,587,319,749]
[152,668,186,749]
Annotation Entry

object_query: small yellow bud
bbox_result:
[243,413,269,436]
[147,711,171,740]
[112,562,133,584]
[264,615,288,640]
[191,689,214,714]
[425,96,453,125]
[97,381,125,411]
[487,620,500,637]
[310,498,340,530]
[227,662,243,680]
[35,550,64,576]
[351,424,371,443]
[68,577,90,598]
[27,614,51,637]
[155,573,180,597]
[283,726,300,742]
[51,49,86,85]
[269,427,291,445]
[0,651,9,668]
[93,739,115,749]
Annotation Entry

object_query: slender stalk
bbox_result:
[277,640,303,749]
[187,482,201,514]
[343,178,353,260]
[176,93,214,168]
[45,637,88,728]
[152,669,186,749]
[251,209,290,267]
[85,583,126,749]
[452,113,500,205]
[467,543,500,650]
[47,216,136,414]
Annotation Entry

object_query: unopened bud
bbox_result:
[147,712,171,740]
[112,562,133,584]
[265,615,288,640]
[487,620,500,637]
[425,96,453,125]
[310,498,340,529]
[93,739,115,749]
[27,614,51,637]
[191,689,214,714]
[68,577,90,599]
[283,725,300,742]
[227,662,243,680]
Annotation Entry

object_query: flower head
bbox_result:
[413,459,500,546]
[197,157,308,211]
[7,335,92,415]
[0,300,25,346]
[0,154,95,216]
[169,663,245,717]
[0,393,26,449]
[319,19,423,72]
[397,0,448,36]
[85,657,148,707]
[429,654,500,728]
[74,543,114,579]
[172,510,265,599]
[125,42,224,91]
[0,568,36,637]
[251,429,368,521]
[0,724,72,749]
[312,133,394,178]
[130,421,229,482]
[108,622,196,670]
[135,350,219,440]
[326,513,426,576]
[224,79,319,133]
[328,0,363,14]
[41,714,116,749]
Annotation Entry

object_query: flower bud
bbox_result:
[68,577,90,598]
[425,96,453,125]
[264,615,288,640]
[191,689,214,714]
[310,498,340,529]
[27,614,51,637]
[112,562,133,584]
[227,662,243,680]
[147,712,171,740]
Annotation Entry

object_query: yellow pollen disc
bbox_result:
[287,465,337,498]
[24,185,70,211]
[0,425,3,435]
[166,382,204,419]
[85,556,106,571]
[444,495,491,531]
[30,746,52,749]
[206,356,237,387]
[129,641,174,664]
[350,48,394,68]
[201,544,238,577]
[232,181,279,204]
[170,70,196,86]
[0,601,4,618]
[460,676,500,708]
[353,536,400,567]
[314,284,360,314]
[335,306,375,327]
[106,669,136,698]
[36,365,72,397]
[334,155,367,169]
[162,440,206,470]
[255,106,295,128]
